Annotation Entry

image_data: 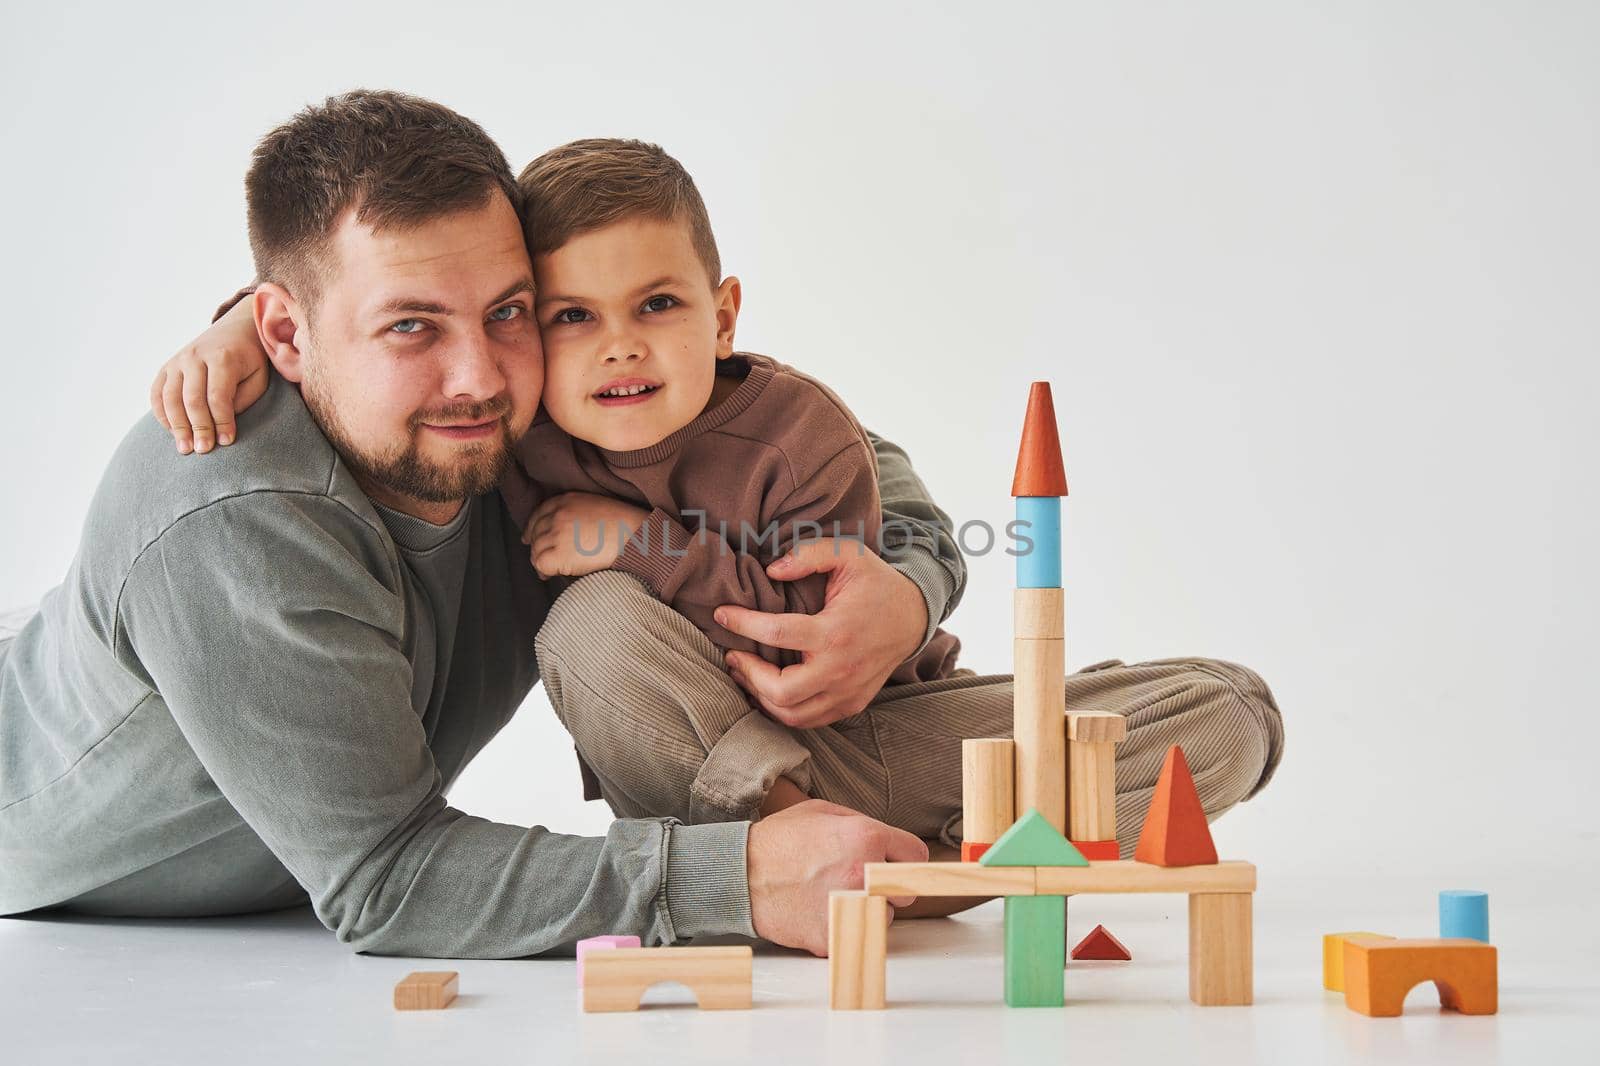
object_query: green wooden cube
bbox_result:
[1004,895,1066,1007]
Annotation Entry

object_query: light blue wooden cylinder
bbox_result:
[1439,890,1489,942]
[1014,496,1061,588]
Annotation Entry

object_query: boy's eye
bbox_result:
[488,304,523,322]
[554,308,591,325]
[390,319,425,335]
[642,295,677,314]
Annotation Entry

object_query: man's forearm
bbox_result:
[866,428,965,647]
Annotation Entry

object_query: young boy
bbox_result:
[161,138,968,830]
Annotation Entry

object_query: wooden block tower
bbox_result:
[1011,382,1070,836]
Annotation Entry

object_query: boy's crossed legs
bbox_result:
[535,572,1284,857]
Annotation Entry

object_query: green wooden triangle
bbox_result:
[979,808,1088,867]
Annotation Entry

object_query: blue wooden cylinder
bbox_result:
[1439,890,1489,943]
[1014,496,1061,588]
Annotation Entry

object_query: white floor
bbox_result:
[3,871,1590,1065]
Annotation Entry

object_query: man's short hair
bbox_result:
[516,139,721,284]
[246,89,520,309]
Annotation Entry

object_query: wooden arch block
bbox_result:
[1134,745,1218,867]
[581,946,753,1013]
[1341,938,1498,1017]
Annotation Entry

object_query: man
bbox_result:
[0,91,940,958]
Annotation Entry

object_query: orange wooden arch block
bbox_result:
[1134,745,1218,867]
[1011,382,1069,497]
[1071,924,1132,961]
[1342,938,1498,1017]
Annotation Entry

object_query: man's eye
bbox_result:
[489,305,523,322]
[555,308,590,325]
[390,319,425,335]
[642,295,677,313]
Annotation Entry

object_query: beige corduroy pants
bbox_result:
[535,572,1285,854]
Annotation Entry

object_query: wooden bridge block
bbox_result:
[1189,893,1253,1005]
[393,971,458,1011]
[576,934,641,986]
[582,946,753,1012]
[1342,938,1498,1017]
[829,891,887,1010]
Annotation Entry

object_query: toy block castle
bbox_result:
[830,380,1258,1011]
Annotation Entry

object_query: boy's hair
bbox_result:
[516,139,721,284]
[246,89,520,310]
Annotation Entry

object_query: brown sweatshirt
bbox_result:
[500,352,961,683]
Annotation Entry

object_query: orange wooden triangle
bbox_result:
[1011,382,1069,497]
[1133,744,1219,866]
[1070,924,1132,961]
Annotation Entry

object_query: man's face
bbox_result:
[533,214,735,452]
[297,194,542,512]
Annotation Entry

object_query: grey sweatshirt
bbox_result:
[0,371,964,957]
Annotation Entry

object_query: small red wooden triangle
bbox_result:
[1133,744,1218,866]
[1011,382,1069,497]
[1070,924,1131,961]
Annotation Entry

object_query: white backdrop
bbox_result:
[3,0,1595,893]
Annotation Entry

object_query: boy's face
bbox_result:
[533,214,739,452]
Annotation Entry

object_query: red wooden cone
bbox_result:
[1011,382,1069,497]
[1133,745,1218,867]
[1070,924,1132,961]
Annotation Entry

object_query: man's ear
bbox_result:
[253,283,310,383]
[713,276,742,359]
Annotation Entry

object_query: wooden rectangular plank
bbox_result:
[828,891,887,1010]
[393,971,458,1011]
[864,862,1036,897]
[1034,860,1256,895]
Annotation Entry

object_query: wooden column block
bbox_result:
[962,738,1015,849]
[828,891,887,1010]
[1068,739,1116,842]
[1188,893,1253,1005]
[393,971,458,1011]
[582,947,753,1012]
[1013,637,1067,835]
[1013,588,1064,638]
[1004,895,1066,1007]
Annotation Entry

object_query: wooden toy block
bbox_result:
[829,891,887,1010]
[1013,637,1067,834]
[1004,895,1066,1007]
[1066,711,1127,743]
[1341,938,1498,1017]
[1014,497,1062,587]
[981,808,1087,867]
[576,934,641,986]
[582,946,753,1012]
[1011,382,1070,497]
[864,862,1036,897]
[961,841,991,863]
[1188,893,1253,1005]
[1068,737,1116,842]
[1035,860,1256,895]
[1070,839,1121,861]
[1071,924,1132,961]
[393,971,458,1011]
[962,737,1015,850]
[1322,932,1392,991]
[1134,745,1218,867]
[1013,587,1065,639]
[1439,890,1490,942]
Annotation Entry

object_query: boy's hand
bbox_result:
[150,295,270,454]
[522,492,649,579]
[716,539,926,728]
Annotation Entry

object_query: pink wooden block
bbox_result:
[576,935,641,986]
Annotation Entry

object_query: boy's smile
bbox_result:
[533,214,740,452]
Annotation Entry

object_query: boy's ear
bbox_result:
[253,283,310,383]
[713,276,742,359]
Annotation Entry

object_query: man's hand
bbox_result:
[746,799,927,956]
[715,539,927,729]
[522,492,649,579]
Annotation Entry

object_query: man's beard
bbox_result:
[302,369,516,505]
